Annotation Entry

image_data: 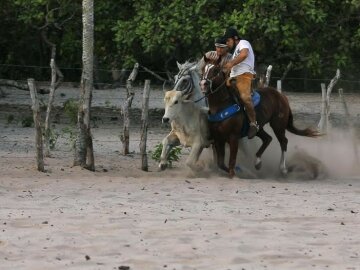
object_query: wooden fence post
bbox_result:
[338,88,359,164]
[264,65,272,87]
[28,78,45,172]
[44,57,64,157]
[44,59,56,157]
[121,63,139,155]
[140,80,151,171]
[338,88,350,120]
[276,80,282,93]
[318,69,340,133]
[318,83,327,132]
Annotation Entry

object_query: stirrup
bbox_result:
[250,122,259,129]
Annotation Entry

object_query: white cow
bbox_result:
[159,89,211,171]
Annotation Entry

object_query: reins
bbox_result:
[195,67,227,103]
[194,80,227,103]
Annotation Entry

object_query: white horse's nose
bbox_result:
[162,117,170,124]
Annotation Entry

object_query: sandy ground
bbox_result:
[1,86,360,270]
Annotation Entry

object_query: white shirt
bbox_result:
[230,40,256,77]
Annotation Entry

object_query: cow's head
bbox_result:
[162,89,192,123]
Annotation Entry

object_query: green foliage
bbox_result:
[6,115,14,125]
[1,0,360,90]
[45,128,60,150]
[105,100,111,107]
[150,143,182,167]
[63,99,78,125]
[21,116,33,127]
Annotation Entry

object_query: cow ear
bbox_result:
[182,92,193,101]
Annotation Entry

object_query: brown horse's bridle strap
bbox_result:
[195,79,226,103]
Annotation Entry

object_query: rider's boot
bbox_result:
[248,122,259,139]
[243,99,259,139]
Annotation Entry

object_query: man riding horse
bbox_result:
[222,27,259,139]
[199,36,232,74]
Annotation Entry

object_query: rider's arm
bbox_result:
[225,48,249,70]
[205,51,219,60]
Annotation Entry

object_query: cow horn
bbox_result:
[162,80,173,92]
[162,80,168,92]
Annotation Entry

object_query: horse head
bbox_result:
[200,56,225,95]
[173,60,207,107]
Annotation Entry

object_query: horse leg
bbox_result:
[214,140,228,173]
[211,144,218,168]
[272,127,288,175]
[159,132,180,170]
[254,128,272,170]
[228,135,239,178]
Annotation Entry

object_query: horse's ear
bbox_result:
[176,61,182,70]
[203,53,209,63]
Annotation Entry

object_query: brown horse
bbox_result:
[200,59,320,178]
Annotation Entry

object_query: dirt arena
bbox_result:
[1,86,360,270]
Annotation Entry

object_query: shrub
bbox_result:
[6,114,14,125]
[150,143,181,167]
[63,99,78,124]
[21,116,33,127]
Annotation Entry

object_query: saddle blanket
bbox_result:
[208,91,260,122]
[208,91,260,138]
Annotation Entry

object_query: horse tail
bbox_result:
[286,110,321,137]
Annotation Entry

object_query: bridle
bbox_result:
[198,64,227,101]
[173,62,226,104]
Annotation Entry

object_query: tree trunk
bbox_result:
[74,0,94,171]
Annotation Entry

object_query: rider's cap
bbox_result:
[214,36,227,48]
[223,27,240,40]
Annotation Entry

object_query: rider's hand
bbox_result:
[223,61,233,72]
[205,51,219,61]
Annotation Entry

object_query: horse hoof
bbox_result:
[255,159,262,170]
[280,168,288,176]
[159,163,167,171]
[229,170,235,179]
[219,165,229,173]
